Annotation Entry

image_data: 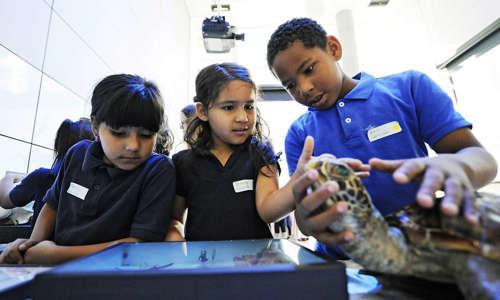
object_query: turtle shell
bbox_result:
[384,193,500,262]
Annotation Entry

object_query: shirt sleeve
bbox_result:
[253,140,278,171]
[284,121,306,176]
[44,154,69,211]
[172,151,187,197]
[129,157,176,242]
[410,71,471,147]
[9,169,49,207]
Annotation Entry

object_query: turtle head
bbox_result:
[305,156,353,183]
[305,156,374,217]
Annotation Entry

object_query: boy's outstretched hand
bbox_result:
[369,155,479,224]
[292,136,370,245]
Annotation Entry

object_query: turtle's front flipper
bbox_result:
[454,255,500,300]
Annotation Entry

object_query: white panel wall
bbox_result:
[0,1,51,70]
[43,11,112,99]
[32,75,86,149]
[0,0,191,177]
[0,46,41,142]
[0,136,30,174]
[29,146,55,173]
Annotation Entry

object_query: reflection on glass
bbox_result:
[53,240,326,273]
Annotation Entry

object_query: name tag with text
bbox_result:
[367,121,402,142]
[233,179,253,193]
[67,182,89,200]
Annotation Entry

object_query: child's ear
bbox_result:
[90,116,99,137]
[195,102,208,121]
[326,35,342,61]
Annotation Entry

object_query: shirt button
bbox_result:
[338,101,345,107]
[93,184,101,190]
[345,117,351,124]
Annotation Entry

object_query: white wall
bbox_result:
[0,0,191,176]
[418,0,500,65]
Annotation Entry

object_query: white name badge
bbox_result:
[233,179,253,193]
[67,182,89,200]
[367,121,402,142]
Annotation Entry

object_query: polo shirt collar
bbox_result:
[342,72,376,100]
[81,141,128,178]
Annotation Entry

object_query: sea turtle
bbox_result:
[305,156,500,300]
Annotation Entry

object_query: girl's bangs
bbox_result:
[105,93,162,132]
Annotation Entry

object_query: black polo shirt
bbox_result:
[173,138,276,241]
[44,140,175,246]
[10,163,60,226]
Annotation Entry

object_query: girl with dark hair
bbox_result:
[168,63,309,241]
[0,118,94,226]
[180,104,196,134]
[0,74,176,265]
[53,118,94,164]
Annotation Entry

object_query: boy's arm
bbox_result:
[23,237,140,265]
[370,127,497,224]
[164,195,186,241]
[433,128,497,188]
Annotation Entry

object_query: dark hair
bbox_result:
[53,118,94,166]
[154,128,173,156]
[91,74,166,134]
[185,63,258,152]
[181,104,196,119]
[267,18,327,70]
[186,63,277,174]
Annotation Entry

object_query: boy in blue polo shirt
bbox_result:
[0,74,176,265]
[266,18,497,258]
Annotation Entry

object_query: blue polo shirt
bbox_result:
[44,140,175,246]
[9,162,61,226]
[173,137,276,241]
[285,70,471,216]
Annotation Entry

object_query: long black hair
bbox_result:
[185,63,279,174]
[53,118,94,167]
[91,74,169,137]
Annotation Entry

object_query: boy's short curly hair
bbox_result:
[267,18,327,70]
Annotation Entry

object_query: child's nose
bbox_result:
[235,107,248,122]
[298,80,313,98]
[125,133,140,151]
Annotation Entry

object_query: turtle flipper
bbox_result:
[454,255,500,300]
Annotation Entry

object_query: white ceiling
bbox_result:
[184,0,372,28]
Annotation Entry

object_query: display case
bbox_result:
[33,239,347,299]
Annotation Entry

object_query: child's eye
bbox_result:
[286,82,296,91]
[304,64,314,74]
[244,104,254,110]
[110,129,126,137]
[140,133,155,139]
[221,105,234,111]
